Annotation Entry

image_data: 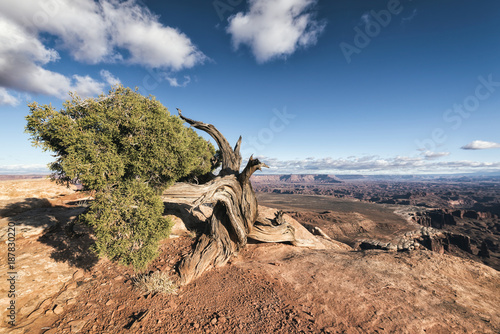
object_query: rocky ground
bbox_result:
[1,178,499,333]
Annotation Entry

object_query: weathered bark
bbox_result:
[177,109,242,175]
[163,111,296,285]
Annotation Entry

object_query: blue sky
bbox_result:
[0,0,499,174]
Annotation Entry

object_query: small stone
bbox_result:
[113,275,124,281]
[66,299,76,305]
[211,317,217,325]
[53,305,64,315]
[219,317,227,324]
[105,299,114,306]
[167,300,177,310]
[117,304,126,311]
[193,323,200,329]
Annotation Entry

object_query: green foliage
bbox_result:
[25,86,217,269]
[81,180,172,270]
[25,86,215,191]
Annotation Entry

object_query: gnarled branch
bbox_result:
[177,108,241,175]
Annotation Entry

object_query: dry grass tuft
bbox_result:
[133,271,178,295]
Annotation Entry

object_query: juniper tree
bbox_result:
[26,85,297,282]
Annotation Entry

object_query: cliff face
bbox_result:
[412,209,457,229]
[411,209,498,228]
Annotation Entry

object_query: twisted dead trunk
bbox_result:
[163,111,296,285]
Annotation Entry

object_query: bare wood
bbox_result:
[177,109,241,175]
[248,211,296,244]
[167,112,296,285]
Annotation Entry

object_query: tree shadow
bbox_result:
[0,197,52,217]
[2,197,99,270]
[163,201,210,234]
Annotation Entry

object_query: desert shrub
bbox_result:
[25,86,217,269]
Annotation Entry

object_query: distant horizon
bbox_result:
[2,170,500,178]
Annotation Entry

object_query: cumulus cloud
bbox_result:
[99,1,207,69]
[246,155,500,174]
[227,0,326,63]
[461,140,500,150]
[0,0,206,104]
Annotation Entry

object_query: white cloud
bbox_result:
[246,155,500,174]
[0,88,20,106]
[0,164,49,174]
[165,75,191,88]
[72,75,106,97]
[227,0,326,63]
[421,151,450,160]
[0,0,206,101]
[100,70,121,86]
[461,140,500,150]
[100,1,207,69]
